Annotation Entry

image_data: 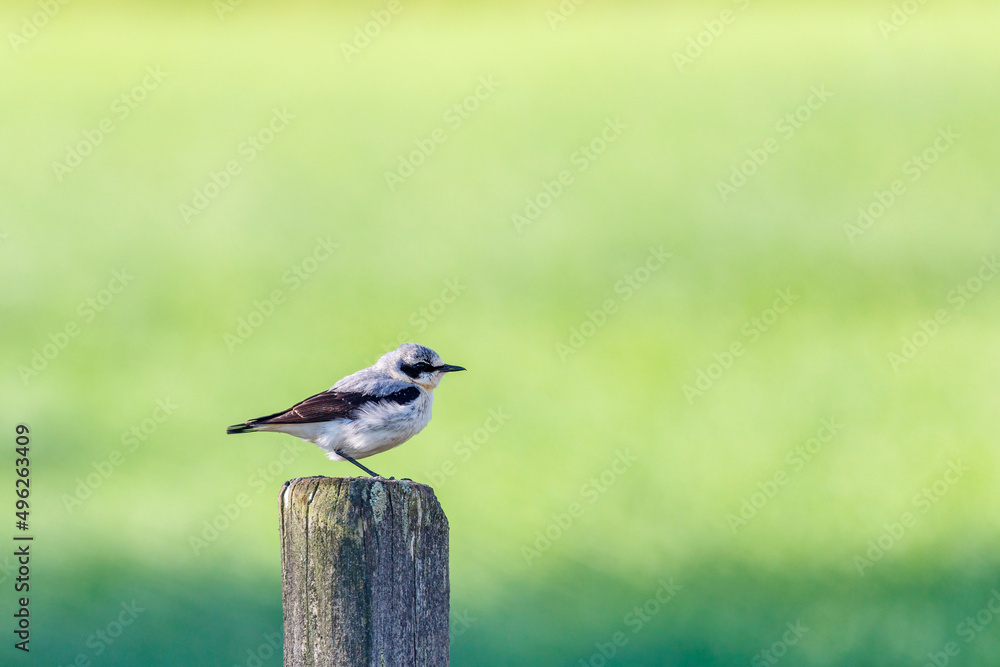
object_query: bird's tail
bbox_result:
[228,407,291,435]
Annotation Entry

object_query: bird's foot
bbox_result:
[335,450,382,478]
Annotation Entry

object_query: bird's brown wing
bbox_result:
[227,386,419,433]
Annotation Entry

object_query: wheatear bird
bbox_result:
[227,343,465,477]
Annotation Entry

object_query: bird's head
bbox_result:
[380,343,465,389]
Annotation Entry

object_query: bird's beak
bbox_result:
[436,364,466,373]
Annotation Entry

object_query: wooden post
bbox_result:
[279,476,449,666]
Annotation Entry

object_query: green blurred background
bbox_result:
[2,0,999,664]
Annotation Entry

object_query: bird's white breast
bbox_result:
[314,390,434,461]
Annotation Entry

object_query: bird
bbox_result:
[226,343,465,477]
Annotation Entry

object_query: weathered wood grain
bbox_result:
[280,476,449,666]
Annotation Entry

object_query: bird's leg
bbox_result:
[336,451,382,478]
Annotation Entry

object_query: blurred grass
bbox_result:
[2,1,1000,665]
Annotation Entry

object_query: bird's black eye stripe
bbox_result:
[400,362,433,378]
